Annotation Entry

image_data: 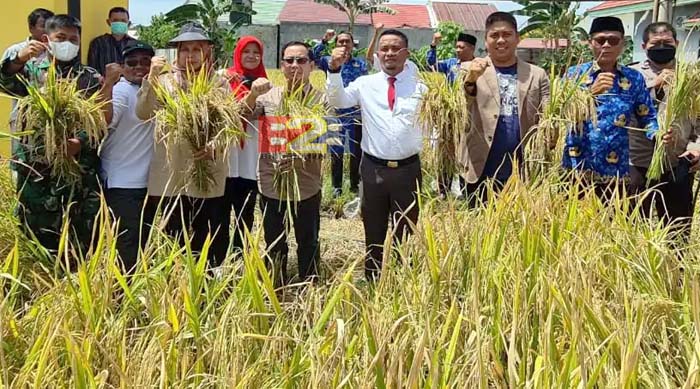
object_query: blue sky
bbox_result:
[129,0,601,26]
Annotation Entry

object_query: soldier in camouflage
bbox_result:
[0,15,103,252]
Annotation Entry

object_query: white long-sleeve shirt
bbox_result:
[326,68,426,160]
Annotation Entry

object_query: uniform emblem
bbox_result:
[614,114,627,127]
[606,151,619,164]
[619,77,631,91]
[637,104,649,116]
[568,146,581,157]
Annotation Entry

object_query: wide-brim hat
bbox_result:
[168,22,212,47]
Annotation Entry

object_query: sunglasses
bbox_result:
[282,56,310,65]
[592,36,622,46]
[125,58,152,67]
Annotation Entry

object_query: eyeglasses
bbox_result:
[592,36,622,46]
[125,58,152,67]
[282,57,310,65]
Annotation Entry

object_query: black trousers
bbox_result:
[260,191,321,285]
[222,177,258,253]
[105,188,151,273]
[146,195,227,267]
[361,155,422,280]
[629,165,695,243]
[331,123,362,191]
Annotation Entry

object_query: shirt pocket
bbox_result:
[395,92,422,118]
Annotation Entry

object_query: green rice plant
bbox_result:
[11,63,108,185]
[647,60,700,183]
[153,66,246,193]
[525,70,597,178]
[418,71,470,180]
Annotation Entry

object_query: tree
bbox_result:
[430,21,466,63]
[136,14,179,49]
[166,0,255,67]
[312,0,395,33]
[512,1,591,74]
[512,1,588,41]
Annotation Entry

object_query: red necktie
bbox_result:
[387,76,396,111]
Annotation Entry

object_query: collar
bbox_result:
[643,58,674,73]
[382,68,409,82]
[591,60,624,74]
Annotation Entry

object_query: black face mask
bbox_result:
[647,45,676,64]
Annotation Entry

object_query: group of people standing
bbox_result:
[0,7,697,283]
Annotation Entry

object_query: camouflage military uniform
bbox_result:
[0,55,102,251]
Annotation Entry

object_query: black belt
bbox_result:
[363,152,419,168]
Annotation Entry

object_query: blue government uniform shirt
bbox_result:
[426,46,461,84]
[313,42,368,153]
[561,61,659,179]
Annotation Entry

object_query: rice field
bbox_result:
[1,68,700,387]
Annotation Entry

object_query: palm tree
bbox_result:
[166,0,255,66]
[313,0,395,33]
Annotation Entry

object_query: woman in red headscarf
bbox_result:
[223,36,268,254]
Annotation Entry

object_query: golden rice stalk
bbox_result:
[271,84,328,207]
[153,66,246,193]
[525,71,597,177]
[647,60,700,183]
[417,71,470,179]
[15,63,108,184]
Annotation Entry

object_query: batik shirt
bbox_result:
[561,61,659,179]
[0,55,102,251]
[313,42,367,152]
[426,47,462,84]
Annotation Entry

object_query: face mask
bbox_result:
[111,21,129,36]
[647,45,676,64]
[49,40,80,62]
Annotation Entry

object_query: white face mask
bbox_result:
[49,40,80,62]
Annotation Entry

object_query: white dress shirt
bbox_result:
[326,67,426,160]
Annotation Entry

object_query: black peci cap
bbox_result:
[122,40,155,57]
[589,16,625,35]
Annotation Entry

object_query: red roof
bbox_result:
[432,2,498,31]
[373,4,431,29]
[279,0,372,24]
[589,0,648,12]
[518,38,569,50]
[278,0,429,28]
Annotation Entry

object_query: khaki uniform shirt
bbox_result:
[630,60,698,168]
[136,72,230,198]
[255,85,325,201]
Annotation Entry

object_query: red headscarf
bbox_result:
[227,36,267,100]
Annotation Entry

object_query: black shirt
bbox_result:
[87,33,134,75]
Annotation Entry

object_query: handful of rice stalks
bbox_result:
[272,84,328,204]
[14,63,108,184]
[153,66,246,193]
[525,71,597,177]
[647,60,700,183]
[417,71,471,179]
